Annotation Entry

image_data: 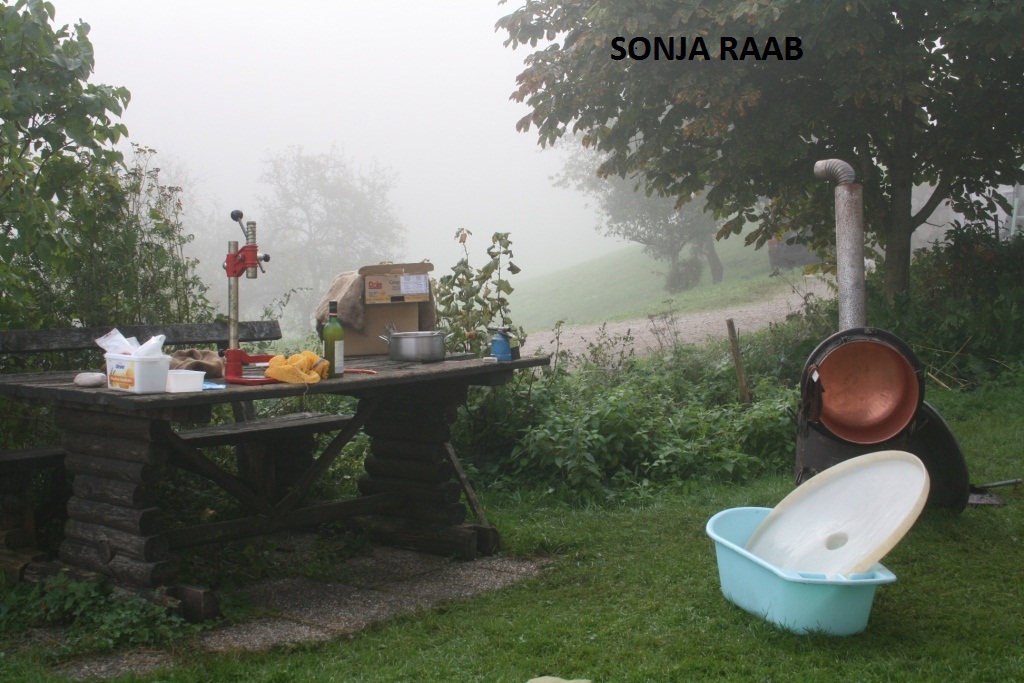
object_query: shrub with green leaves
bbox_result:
[867,222,1024,387]
[435,229,525,356]
[453,314,807,497]
[0,573,192,658]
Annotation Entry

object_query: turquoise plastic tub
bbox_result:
[706,507,896,635]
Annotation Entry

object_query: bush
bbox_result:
[0,574,193,657]
[453,310,816,497]
[867,222,1024,387]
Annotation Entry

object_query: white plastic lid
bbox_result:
[745,450,930,577]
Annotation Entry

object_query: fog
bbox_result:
[53,0,623,293]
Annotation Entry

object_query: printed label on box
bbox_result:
[400,273,430,296]
[107,358,136,390]
[365,272,431,304]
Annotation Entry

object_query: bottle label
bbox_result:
[334,340,344,373]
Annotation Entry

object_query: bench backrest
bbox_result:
[0,321,282,355]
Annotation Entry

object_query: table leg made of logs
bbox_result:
[354,383,498,560]
[54,408,173,588]
[49,383,499,593]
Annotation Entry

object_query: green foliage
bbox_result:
[868,222,1024,387]
[47,144,214,327]
[435,229,526,355]
[452,307,831,498]
[0,0,130,322]
[498,0,1024,300]
[506,366,796,496]
[0,145,214,451]
[0,573,191,657]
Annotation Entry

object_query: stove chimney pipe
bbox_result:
[814,159,865,330]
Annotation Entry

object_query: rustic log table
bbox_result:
[0,354,549,591]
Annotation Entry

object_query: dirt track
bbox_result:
[521,276,832,358]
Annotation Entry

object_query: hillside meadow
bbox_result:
[508,236,799,331]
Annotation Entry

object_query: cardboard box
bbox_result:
[344,302,421,356]
[346,263,435,356]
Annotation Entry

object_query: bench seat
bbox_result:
[0,447,66,475]
[177,411,354,448]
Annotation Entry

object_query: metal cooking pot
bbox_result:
[800,327,923,445]
[379,331,448,362]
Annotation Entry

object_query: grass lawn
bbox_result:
[6,380,1020,681]
[510,235,808,332]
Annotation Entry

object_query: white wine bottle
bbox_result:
[322,300,345,379]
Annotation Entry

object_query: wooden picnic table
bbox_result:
[0,354,549,593]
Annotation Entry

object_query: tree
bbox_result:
[497,0,1024,301]
[1,0,130,325]
[17,144,213,329]
[553,141,723,291]
[256,145,406,333]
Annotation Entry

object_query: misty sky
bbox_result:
[53,0,623,278]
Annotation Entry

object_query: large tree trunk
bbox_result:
[880,104,917,302]
[882,213,914,301]
[703,234,724,284]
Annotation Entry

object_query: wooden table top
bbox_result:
[0,354,550,413]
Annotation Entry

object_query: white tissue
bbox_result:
[95,329,166,357]
[95,328,134,355]
[134,334,166,357]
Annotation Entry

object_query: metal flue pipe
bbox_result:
[814,159,865,330]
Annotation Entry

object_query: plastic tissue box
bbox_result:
[706,507,896,635]
[105,353,172,394]
[165,369,206,393]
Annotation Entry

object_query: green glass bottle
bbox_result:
[323,300,344,379]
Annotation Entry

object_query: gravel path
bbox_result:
[522,276,832,358]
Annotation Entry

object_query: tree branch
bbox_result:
[911,175,952,229]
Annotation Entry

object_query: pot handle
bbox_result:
[378,335,390,345]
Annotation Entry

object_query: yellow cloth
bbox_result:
[264,351,330,384]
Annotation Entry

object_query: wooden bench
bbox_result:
[0,320,352,558]
[0,320,282,356]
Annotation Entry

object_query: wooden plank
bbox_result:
[163,492,404,550]
[65,453,162,484]
[173,584,221,622]
[56,409,168,441]
[165,433,273,515]
[0,547,51,584]
[357,476,462,505]
[363,418,451,444]
[0,320,281,354]
[64,520,170,562]
[363,453,453,482]
[273,397,381,513]
[61,431,164,465]
[66,498,163,536]
[59,539,174,586]
[370,439,449,462]
[21,559,102,586]
[178,411,353,447]
[385,502,467,526]
[0,356,551,412]
[444,442,490,528]
[346,516,477,560]
[73,476,158,509]
[466,524,501,556]
[0,446,64,474]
